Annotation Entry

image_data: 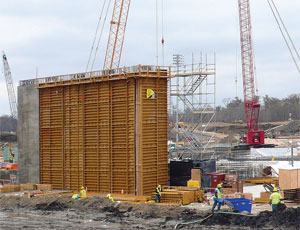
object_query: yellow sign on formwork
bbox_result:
[147,89,155,99]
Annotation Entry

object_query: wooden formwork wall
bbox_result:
[136,78,168,195]
[39,77,168,195]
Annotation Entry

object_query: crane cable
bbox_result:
[86,0,108,72]
[235,1,239,98]
[90,0,113,72]
[267,0,300,75]
[156,0,159,66]
[269,0,300,61]
[161,0,165,66]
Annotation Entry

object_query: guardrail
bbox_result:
[20,65,173,87]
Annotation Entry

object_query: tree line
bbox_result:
[0,115,17,132]
[216,94,300,122]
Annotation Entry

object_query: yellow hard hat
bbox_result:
[273,188,278,192]
[158,185,161,188]
[217,184,222,188]
[81,186,85,190]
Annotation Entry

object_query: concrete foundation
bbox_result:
[17,84,40,184]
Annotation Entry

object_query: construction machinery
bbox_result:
[2,51,18,120]
[238,0,264,146]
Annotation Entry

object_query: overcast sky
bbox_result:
[0,0,299,115]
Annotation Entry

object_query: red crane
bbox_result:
[238,0,264,145]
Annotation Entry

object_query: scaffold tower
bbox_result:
[169,53,216,160]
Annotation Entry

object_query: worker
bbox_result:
[72,194,80,200]
[80,186,87,198]
[155,185,162,203]
[212,184,223,213]
[107,194,115,202]
[269,188,282,211]
[9,154,13,163]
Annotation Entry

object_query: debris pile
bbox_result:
[204,203,300,229]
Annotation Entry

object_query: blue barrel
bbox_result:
[224,198,252,213]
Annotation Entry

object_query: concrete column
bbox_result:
[17,84,40,184]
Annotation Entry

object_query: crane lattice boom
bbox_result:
[103,0,131,70]
[2,51,18,120]
[238,0,264,145]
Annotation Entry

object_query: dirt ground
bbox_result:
[0,196,300,229]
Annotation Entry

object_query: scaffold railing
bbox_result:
[20,65,174,88]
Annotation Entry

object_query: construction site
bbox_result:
[1,0,300,229]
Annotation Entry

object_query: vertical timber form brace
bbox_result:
[238,0,259,131]
[103,0,131,70]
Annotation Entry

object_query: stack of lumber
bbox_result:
[242,177,279,186]
[278,169,300,203]
[21,184,37,190]
[0,185,21,193]
[253,192,271,203]
[283,189,300,203]
[151,186,205,205]
[0,183,53,193]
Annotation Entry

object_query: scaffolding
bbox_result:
[169,54,216,160]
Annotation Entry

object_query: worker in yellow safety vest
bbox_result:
[155,185,162,203]
[72,194,80,200]
[80,186,87,198]
[107,194,115,202]
[212,184,223,213]
[9,155,13,163]
[269,188,282,211]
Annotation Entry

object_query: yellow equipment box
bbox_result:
[187,180,200,188]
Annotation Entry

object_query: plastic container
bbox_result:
[224,198,252,213]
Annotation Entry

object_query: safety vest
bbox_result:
[213,188,222,199]
[107,195,115,202]
[156,187,162,196]
[72,194,80,200]
[80,189,87,198]
[270,192,282,204]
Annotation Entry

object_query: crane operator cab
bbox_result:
[248,130,265,145]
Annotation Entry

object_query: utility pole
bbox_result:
[289,141,294,167]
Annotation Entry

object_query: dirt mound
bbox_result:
[129,203,197,220]
[0,195,113,212]
[36,200,68,211]
[204,203,300,229]
[0,195,198,221]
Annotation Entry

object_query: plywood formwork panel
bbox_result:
[40,79,136,193]
[279,169,300,190]
[39,87,64,190]
[137,78,168,195]
[40,73,168,195]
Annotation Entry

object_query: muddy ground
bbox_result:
[0,196,299,229]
